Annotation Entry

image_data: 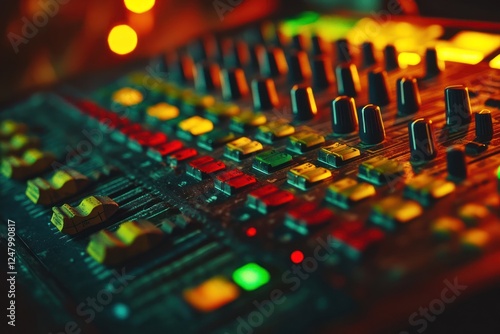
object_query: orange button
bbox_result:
[183,277,240,312]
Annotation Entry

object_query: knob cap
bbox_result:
[312,55,334,90]
[194,62,220,92]
[259,47,288,77]
[221,68,249,100]
[359,104,386,145]
[224,40,250,68]
[291,85,318,121]
[331,96,358,134]
[425,48,444,78]
[475,109,493,142]
[362,42,377,67]
[251,78,279,110]
[408,118,437,163]
[447,146,467,180]
[397,77,421,115]
[311,35,327,56]
[288,50,312,84]
[368,69,391,107]
[336,63,361,97]
[384,44,399,71]
[335,38,352,63]
[445,85,472,127]
[292,34,307,51]
[174,54,194,83]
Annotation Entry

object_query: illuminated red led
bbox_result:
[290,250,304,264]
[246,227,257,237]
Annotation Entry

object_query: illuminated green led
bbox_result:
[232,263,270,291]
[497,166,500,179]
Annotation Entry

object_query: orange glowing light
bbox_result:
[124,0,155,14]
[108,25,138,55]
[490,54,500,69]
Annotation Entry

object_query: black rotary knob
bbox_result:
[384,44,399,71]
[362,42,377,68]
[425,48,444,78]
[368,69,391,107]
[331,96,358,134]
[291,85,318,121]
[475,109,493,142]
[335,38,352,63]
[445,85,472,128]
[446,146,467,180]
[408,118,437,163]
[292,34,307,51]
[335,63,361,98]
[251,78,279,110]
[221,68,249,100]
[359,104,386,145]
[194,62,220,92]
[288,50,312,84]
[397,77,421,115]
[312,55,334,90]
[311,35,327,56]
[259,47,288,77]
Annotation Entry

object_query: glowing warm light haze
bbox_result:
[124,0,156,14]
[108,25,138,55]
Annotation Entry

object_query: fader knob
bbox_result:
[408,118,437,163]
[397,77,421,115]
[368,69,390,107]
[194,62,220,92]
[259,47,288,77]
[359,104,386,145]
[446,146,467,181]
[251,78,279,110]
[336,63,361,97]
[335,38,352,63]
[384,44,399,71]
[362,42,377,67]
[475,109,493,142]
[221,68,249,100]
[291,85,318,121]
[331,96,358,134]
[312,55,334,90]
[288,50,312,84]
[445,85,472,127]
[425,48,444,78]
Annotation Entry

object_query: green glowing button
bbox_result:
[232,263,270,291]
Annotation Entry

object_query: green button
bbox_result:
[253,150,292,173]
[232,263,270,291]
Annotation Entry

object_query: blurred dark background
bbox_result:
[0,0,498,102]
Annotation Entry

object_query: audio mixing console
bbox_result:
[1,11,500,334]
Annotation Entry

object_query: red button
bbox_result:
[189,156,215,168]
[261,191,294,207]
[216,169,244,183]
[198,161,226,174]
[226,175,256,189]
[168,148,198,165]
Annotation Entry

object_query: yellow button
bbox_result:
[458,203,489,226]
[226,137,263,155]
[178,116,214,136]
[87,220,163,265]
[432,216,465,239]
[371,196,423,228]
[183,277,240,312]
[112,87,144,106]
[0,134,40,156]
[288,163,332,189]
[86,230,126,265]
[51,195,119,234]
[232,110,267,127]
[258,120,295,138]
[147,102,179,121]
[326,178,376,208]
[206,103,241,118]
[0,120,27,139]
[26,169,90,205]
[1,149,55,180]
[115,220,163,253]
[461,229,490,250]
[289,131,325,148]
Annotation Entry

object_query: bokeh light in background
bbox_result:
[124,0,156,14]
[107,25,138,55]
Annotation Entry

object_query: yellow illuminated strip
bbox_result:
[451,31,500,54]
[398,52,421,67]
[490,54,500,69]
[436,44,484,65]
